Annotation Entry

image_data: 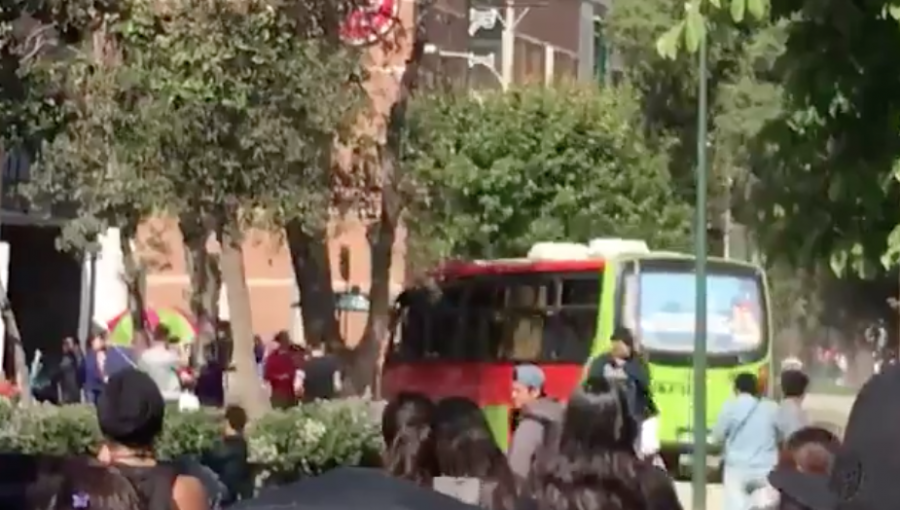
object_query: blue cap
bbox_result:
[515,364,546,390]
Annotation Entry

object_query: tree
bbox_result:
[0,0,137,395]
[606,0,784,256]
[113,0,364,415]
[403,84,692,260]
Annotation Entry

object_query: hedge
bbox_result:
[0,398,383,486]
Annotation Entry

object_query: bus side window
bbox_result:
[545,277,599,362]
[503,280,549,361]
[429,285,463,359]
[465,280,504,361]
[398,287,429,360]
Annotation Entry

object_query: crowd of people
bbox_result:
[27,326,341,410]
[3,322,899,510]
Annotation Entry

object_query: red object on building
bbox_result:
[340,0,400,46]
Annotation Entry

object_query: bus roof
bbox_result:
[435,251,760,278]
[438,258,605,278]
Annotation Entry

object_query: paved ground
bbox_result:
[673,392,855,509]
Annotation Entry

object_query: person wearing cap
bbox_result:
[507,363,562,481]
[95,369,211,510]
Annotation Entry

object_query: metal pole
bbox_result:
[692,31,709,510]
[501,1,515,87]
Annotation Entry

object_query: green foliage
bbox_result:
[116,0,364,230]
[0,398,381,484]
[403,84,692,260]
[607,0,784,215]
[655,0,771,58]
[745,0,900,277]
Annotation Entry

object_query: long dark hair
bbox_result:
[381,392,438,485]
[526,377,647,510]
[433,397,517,510]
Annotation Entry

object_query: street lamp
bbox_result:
[692,14,710,510]
[423,43,508,90]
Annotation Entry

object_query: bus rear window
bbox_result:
[637,269,764,355]
[392,272,601,363]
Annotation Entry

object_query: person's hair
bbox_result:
[273,330,291,345]
[433,397,517,510]
[381,392,437,486]
[780,370,810,399]
[23,457,145,510]
[225,405,248,433]
[638,466,682,510]
[733,372,759,397]
[152,325,170,343]
[525,378,647,510]
[97,370,165,450]
[777,426,840,475]
[559,377,638,455]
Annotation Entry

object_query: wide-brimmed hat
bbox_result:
[769,364,900,510]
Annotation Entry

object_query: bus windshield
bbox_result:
[637,268,765,355]
[391,271,601,363]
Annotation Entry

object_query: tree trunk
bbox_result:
[219,219,268,418]
[285,220,340,350]
[348,207,396,397]
[119,226,147,347]
[345,29,426,396]
[180,213,220,364]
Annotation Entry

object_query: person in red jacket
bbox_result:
[263,331,301,409]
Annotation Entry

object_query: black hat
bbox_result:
[96,369,165,448]
[769,364,900,510]
[611,327,635,349]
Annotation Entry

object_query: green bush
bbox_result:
[0,397,382,485]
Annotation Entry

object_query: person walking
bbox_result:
[776,369,810,438]
[138,326,186,404]
[587,327,658,458]
[263,331,301,409]
[712,373,785,510]
[83,328,135,404]
[55,337,84,404]
[507,364,562,481]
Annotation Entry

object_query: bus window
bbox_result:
[502,281,551,360]
[543,276,600,361]
[637,268,765,355]
[464,279,506,360]
[428,285,464,358]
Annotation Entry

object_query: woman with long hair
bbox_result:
[381,392,438,485]
[527,377,679,510]
[432,396,517,510]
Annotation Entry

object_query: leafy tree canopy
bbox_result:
[403,85,692,262]
[655,0,900,279]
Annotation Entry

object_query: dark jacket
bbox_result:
[589,353,657,421]
[54,351,84,404]
[202,435,252,505]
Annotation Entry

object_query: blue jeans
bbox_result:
[723,466,770,510]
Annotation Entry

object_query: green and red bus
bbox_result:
[383,238,771,468]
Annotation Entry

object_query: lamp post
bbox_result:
[423,44,508,90]
[692,25,709,510]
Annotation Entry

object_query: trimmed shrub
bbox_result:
[0,397,382,485]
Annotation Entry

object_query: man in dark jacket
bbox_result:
[507,364,563,481]
[588,327,656,425]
